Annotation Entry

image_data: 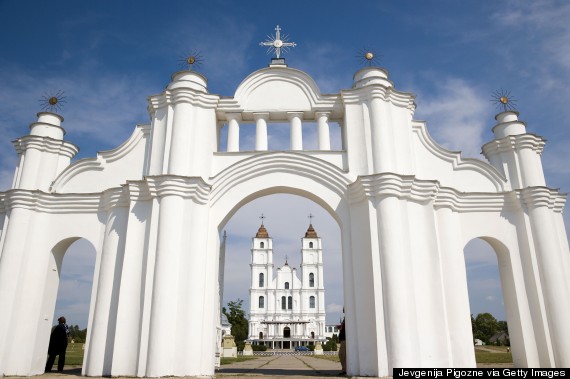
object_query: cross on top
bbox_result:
[260,213,266,224]
[308,213,314,223]
[259,25,296,59]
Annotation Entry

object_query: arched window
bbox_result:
[259,273,264,287]
[260,241,264,248]
[309,242,313,248]
[311,331,315,339]
[309,273,315,287]
[285,282,289,289]
[281,296,286,310]
[259,296,265,308]
[309,296,315,308]
[288,296,292,309]
[259,332,263,339]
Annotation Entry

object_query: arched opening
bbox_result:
[219,192,344,355]
[464,237,512,365]
[45,237,96,372]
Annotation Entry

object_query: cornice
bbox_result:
[517,187,567,213]
[341,86,416,110]
[348,172,524,212]
[348,173,439,204]
[148,88,219,113]
[1,189,101,214]
[146,175,211,204]
[100,187,129,211]
[12,136,79,158]
[482,134,546,158]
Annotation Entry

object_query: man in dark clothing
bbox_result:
[338,314,346,375]
[45,316,69,372]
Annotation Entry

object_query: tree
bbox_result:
[472,313,498,344]
[222,299,249,350]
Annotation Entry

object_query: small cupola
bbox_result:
[256,223,269,238]
[305,224,318,238]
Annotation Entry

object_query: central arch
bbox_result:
[208,151,361,361]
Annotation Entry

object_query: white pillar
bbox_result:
[288,112,303,150]
[168,102,193,175]
[523,189,570,367]
[316,112,331,150]
[226,113,241,152]
[254,113,269,151]
[84,196,128,376]
[146,192,184,376]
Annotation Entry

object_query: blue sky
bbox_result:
[1,1,570,329]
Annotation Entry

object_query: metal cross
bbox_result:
[260,213,266,223]
[259,25,296,59]
[308,213,314,223]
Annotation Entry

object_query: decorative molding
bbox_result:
[482,133,546,158]
[411,121,507,191]
[146,175,211,204]
[12,136,79,159]
[2,189,101,214]
[348,173,439,204]
[341,86,416,111]
[517,186,567,213]
[148,88,220,113]
[210,151,353,206]
[50,124,151,192]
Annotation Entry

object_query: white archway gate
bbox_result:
[1,63,569,377]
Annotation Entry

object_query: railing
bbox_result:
[238,350,338,356]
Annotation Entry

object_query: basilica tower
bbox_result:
[248,222,326,349]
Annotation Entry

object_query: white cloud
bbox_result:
[415,77,490,158]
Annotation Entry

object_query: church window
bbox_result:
[309,242,313,248]
[259,296,265,308]
[309,296,315,308]
[311,331,315,339]
[309,273,315,287]
[288,296,292,309]
[259,332,263,339]
[285,282,289,289]
[281,296,286,310]
[260,241,264,248]
[259,273,264,287]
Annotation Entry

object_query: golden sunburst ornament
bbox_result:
[39,90,66,113]
[357,48,381,67]
[491,89,518,112]
[178,50,204,71]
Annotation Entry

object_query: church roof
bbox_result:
[256,223,269,238]
[305,224,318,238]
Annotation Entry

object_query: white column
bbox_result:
[316,112,331,150]
[524,192,570,367]
[254,113,269,151]
[84,200,128,376]
[226,113,241,152]
[146,194,184,376]
[288,112,303,150]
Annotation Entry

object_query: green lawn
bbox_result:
[220,356,259,365]
[49,343,85,367]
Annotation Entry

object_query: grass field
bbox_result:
[49,343,85,367]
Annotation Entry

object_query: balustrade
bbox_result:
[219,111,340,153]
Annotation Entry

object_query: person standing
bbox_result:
[45,316,69,372]
[338,312,346,375]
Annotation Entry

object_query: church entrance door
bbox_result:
[283,327,291,349]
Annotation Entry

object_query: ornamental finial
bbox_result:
[259,25,296,59]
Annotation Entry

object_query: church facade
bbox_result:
[248,222,326,349]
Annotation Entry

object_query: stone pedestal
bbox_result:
[222,335,237,358]
[314,341,323,355]
[243,342,253,356]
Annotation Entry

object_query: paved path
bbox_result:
[3,356,346,379]
[217,354,344,378]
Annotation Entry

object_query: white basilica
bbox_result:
[248,221,325,349]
